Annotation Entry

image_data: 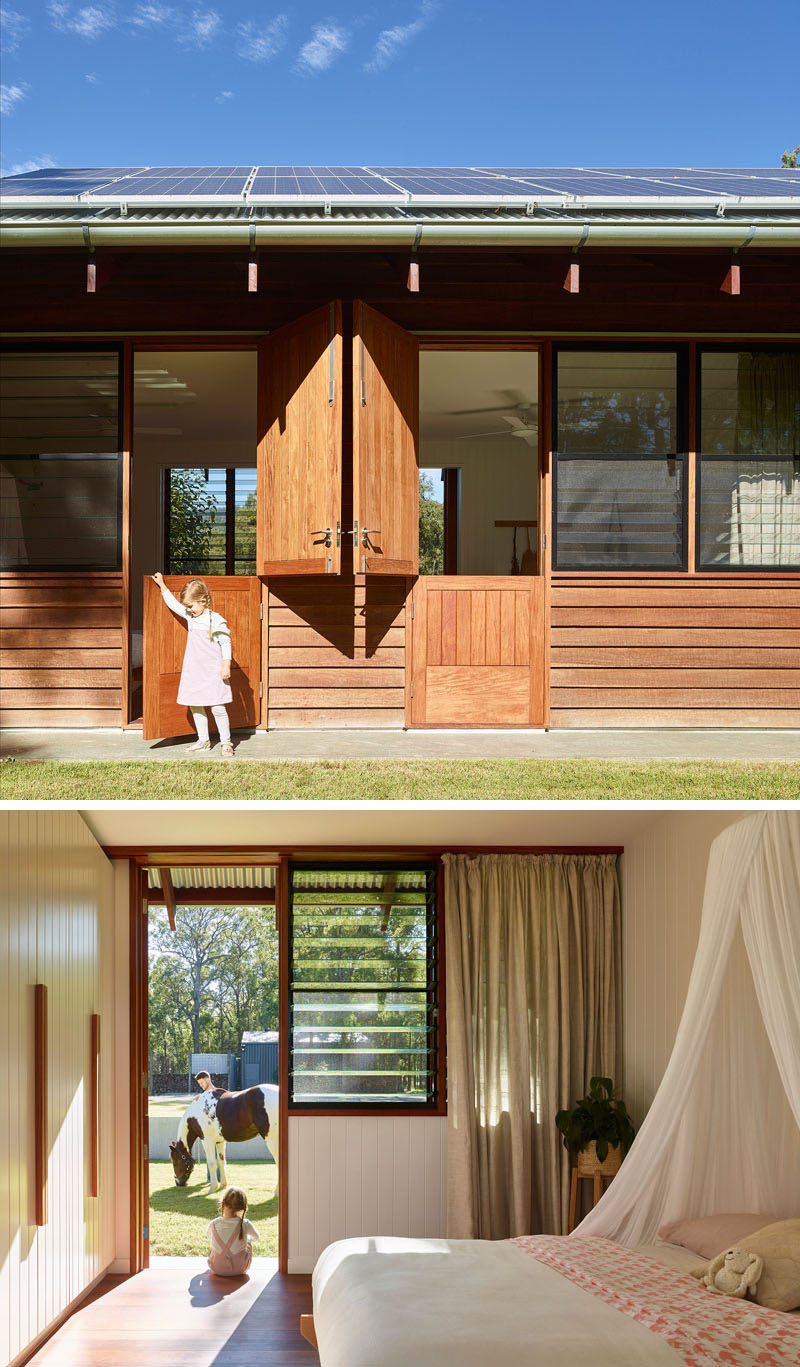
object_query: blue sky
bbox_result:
[1,1,797,177]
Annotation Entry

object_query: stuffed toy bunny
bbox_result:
[702,1246,764,1298]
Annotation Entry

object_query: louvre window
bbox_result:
[0,350,121,570]
[553,350,686,570]
[289,864,440,1109]
[698,350,800,570]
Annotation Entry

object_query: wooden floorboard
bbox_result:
[25,1259,317,1367]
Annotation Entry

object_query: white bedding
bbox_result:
[312,1236,682,1367]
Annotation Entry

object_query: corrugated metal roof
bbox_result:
[241,1031,279,1044]
[148,865,276,892]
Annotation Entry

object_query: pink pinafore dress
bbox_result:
[207,1218,253,1277]
[176,611,233,708]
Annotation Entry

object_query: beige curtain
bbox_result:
[444,852,621,1240]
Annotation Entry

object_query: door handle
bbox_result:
[311,528,333,547]
[361,528,381,546]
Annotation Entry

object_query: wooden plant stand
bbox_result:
[568,1141,622,1232]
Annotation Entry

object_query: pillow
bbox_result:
[657,1213,778,1260]
[732,1219,800,1313]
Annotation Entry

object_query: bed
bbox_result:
[310,1233,799,1367]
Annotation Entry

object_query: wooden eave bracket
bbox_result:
[159,867,177,930]
[407,223,423,292]
[248,222,258,293]
[721,225,756,294]
[83,224,96,293]
[563,223,589,293]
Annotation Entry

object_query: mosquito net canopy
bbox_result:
[577,810,800,1246]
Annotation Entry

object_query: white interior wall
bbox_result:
[619,808,743,1129]
[0,811,116,1367]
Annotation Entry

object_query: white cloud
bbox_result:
[48,3,117,39]
[85,70,99,81]
[236,13,288,63]
[365,0,437,72]
[215,89,234,103]
[2,154,57,177]
[295,21,348,74]
[179,7,219,46]
[128,3,178,27]
[0,82,28,115]
[0,6,31,53]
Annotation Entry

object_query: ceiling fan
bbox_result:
[447,389,538,446]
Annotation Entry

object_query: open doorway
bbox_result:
[143,863,280,1264]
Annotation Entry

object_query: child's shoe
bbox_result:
[187,738,211,754]
[220,742,236,760]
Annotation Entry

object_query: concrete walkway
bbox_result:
[3,727,799,762]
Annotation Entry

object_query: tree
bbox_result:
[781,146,799,168]
[419,471,444,574]
[167,468,217,573]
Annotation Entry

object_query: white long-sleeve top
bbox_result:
[160,585,232,660]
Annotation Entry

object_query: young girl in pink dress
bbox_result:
[151,573,235,758]
[206,1187,259,1277]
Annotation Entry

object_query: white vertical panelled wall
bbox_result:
[0,811,115,1367]
[619,808,742,1130]
[287,1115,447,1272]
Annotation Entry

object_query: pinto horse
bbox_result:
[169,1084,278,1191]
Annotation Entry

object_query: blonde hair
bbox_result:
[220,1185,248,1241]
[179,579,213,639]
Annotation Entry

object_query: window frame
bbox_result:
[287,858,445,1117]
[0,341,124,572]
[695,342,800,574]
[551,341,690,573]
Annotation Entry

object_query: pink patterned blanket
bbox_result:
[512,1235,800,1367]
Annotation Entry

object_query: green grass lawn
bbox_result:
[148,1095,193,1118]
[149,1159,278,1257]
[2,758,798,800]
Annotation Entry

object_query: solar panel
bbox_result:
[0,166,143,196]
[250,166,400,196]
[2,164,798,201]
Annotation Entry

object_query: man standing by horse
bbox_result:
[169,1083,279,1192]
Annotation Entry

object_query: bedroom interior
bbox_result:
[1,805,798,1367]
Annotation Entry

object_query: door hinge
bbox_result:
[259,681,263,698]
[142,1072,147,1090]
[542,532,547,550]
[143,1224,148,1242]
[410,600,414,620]
[143,1143,148,1162]
[259,601,263,620]
[410,680,414,698]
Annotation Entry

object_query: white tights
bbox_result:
[190,705,231,745]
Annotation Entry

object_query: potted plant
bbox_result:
[556,1075,635,1179]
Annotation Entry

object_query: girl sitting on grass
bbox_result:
[206,1186,259,1277]
[151,573,235,759]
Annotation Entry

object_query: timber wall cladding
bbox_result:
[267,576,407,727]
[550,574,800,728]
[0,811,115,1367]
[0,573,123,727]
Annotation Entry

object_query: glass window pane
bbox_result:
[698,459,800,568]
[699,351,800,569]
[290,866,437,1106]
[234,468,257,574]
[166,467,226,574]
[557,351,677,454]
[0,351,120,569]
[700,351,800,456]
[556,457,684,569]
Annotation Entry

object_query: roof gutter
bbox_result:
[2,221,800,248]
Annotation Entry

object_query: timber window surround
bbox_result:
[288,862,442,1113]
[0,348,122,570]
[552,347,688,571]
[697,347,800,570]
